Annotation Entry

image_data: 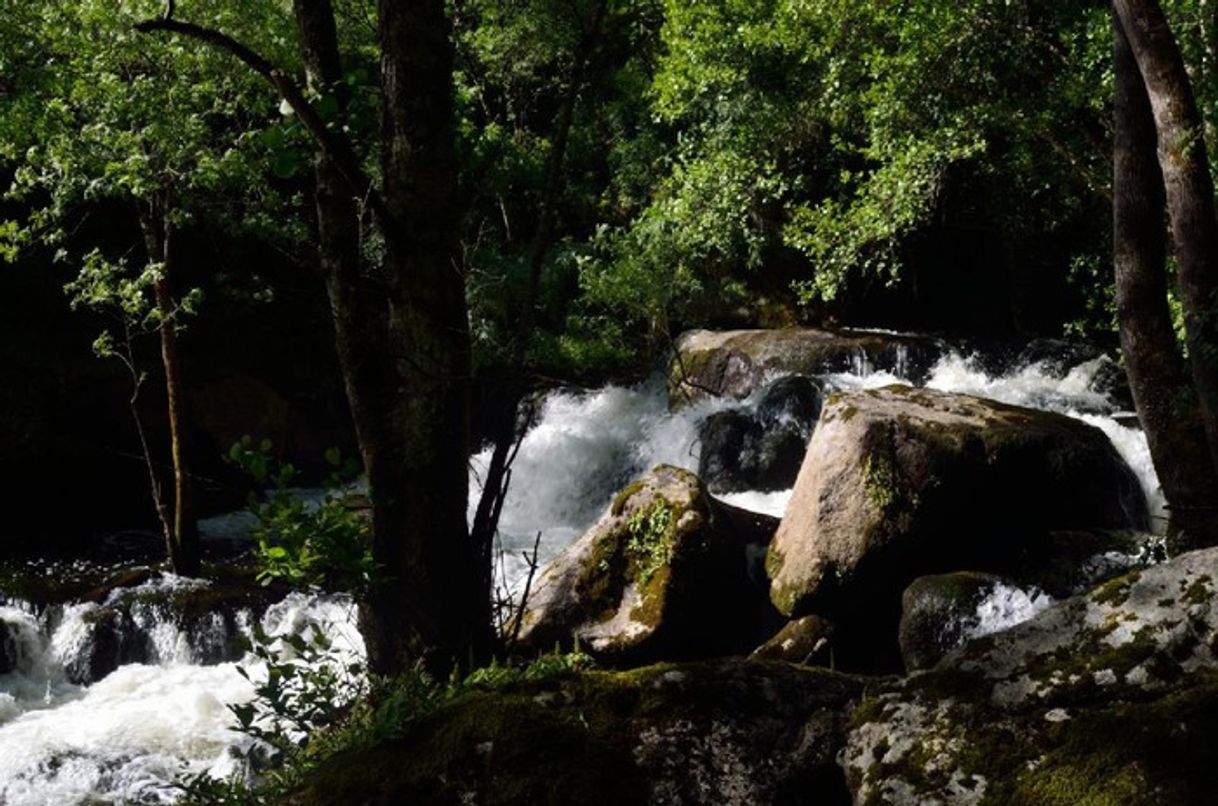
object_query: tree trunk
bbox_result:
[1114,0,1218,484]
[1114,15,1218,548]
[366,0,491,675]
[139,195,200,576]
[151,0,491,672]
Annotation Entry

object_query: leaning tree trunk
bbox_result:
[139,194,200,576]
[1114,0,1218,487]
[1114,15,1218,548]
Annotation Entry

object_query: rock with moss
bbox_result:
[515,466,774,664]
[287,659,864,806]
[750,615,836,666]
[669,328,941,408]
[767,385,1148,670]
[844,547,1218,804]
[898,572,1010,672]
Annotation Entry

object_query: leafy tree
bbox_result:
[579,0,1115,337]
[138,0,493,674]
[0,0,291,575]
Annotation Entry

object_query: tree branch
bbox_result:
[134,16,390,226]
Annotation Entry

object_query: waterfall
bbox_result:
[0,336,1167,803]
[474,346,1164,596]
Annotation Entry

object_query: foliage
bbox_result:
[226,437,375,594]
[177,608,367,804]
[626,501,675,585]
[179,643,595,804]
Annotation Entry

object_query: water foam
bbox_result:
[0,589,363,804]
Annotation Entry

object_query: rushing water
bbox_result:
[0,585,362,804]
[478,347,1165,593]
[0,338,1165,802]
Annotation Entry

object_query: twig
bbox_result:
[508,531,543,649]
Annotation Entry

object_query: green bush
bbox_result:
[226,438,376,594]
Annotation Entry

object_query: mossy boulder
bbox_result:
[898,572,1009,672]
[767,386,1148,670]
[750,615,836,666]
[287,659,865,806]
[515,466,775,664]
[843,547,1218,805]
[669,328,941,408]
[697,376,822,494]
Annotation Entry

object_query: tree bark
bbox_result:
[148,0,496,672]
[1114,15,1218,548]
[366,0,492,675]
[139,194,200,576]
[1114,0,1218,485]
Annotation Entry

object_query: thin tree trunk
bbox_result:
[1114,0,1218,483]
[139,195,200,576]
[1114,15,1218,548]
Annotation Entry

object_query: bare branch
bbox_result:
[134,16,390,226]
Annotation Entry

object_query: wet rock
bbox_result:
[1025,529,1166,599]
[287,659,864,806]
[750,615,835,666]
[1015,338,1106,376]
[698,410,764,492]
[697,376,821,494]
[515,466,772,664]
[669,329,941,407]
[767,386,1149,670]
[898,572,1007,672]
[843,546,1218,805]
[0,620,17,674]
[62,608,152,685]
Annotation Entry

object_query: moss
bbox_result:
[863,452,898,511]
[849,695,891,729]
[610,481,647,516]
[289,660,864,806]
[624,501,677,586]
[1091,571,1141,607]
[1182,575,1213,606]
[770,577,804,617]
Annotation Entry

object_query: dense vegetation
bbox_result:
[2,0,1218,797]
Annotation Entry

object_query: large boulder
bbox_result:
[288,659,864,806]
[767,386,1149,669]
[670,329,941,407]
[515,466,776,664]
[844,547,1218,805]
[697,376,821,494]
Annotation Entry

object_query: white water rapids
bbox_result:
[0,341,1165,802]
[477,348,1165,591]
[0,587,362,804]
